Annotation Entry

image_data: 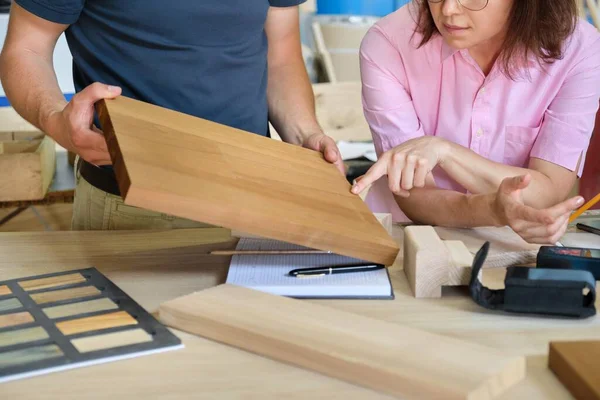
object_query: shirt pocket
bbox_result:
[503,125,541,168]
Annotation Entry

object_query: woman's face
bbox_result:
[428,0,514,50]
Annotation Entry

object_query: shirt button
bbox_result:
[476,128,483,138]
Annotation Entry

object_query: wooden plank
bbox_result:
[549,341,600,400]
[30,286,101,305]
[0,312,34,329]
[159,284,526,400]
[96,96,399,265]
[403,226,451,298]
[71,328,152,353]
[19,272,86,291]
[56,311,138,335]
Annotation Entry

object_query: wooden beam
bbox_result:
[159,284,526,400]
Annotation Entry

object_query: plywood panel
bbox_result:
[159,284,526,400]
[549,341,600,400]
[97,96,399,265]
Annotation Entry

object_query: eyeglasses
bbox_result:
[427,0,489,12]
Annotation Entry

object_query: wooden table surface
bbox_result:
[1,226,599,399]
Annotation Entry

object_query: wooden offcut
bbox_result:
[549,340,600,400]
[96,96,399,265]
[159,284,526,400]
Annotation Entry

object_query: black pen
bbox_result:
[288,264,384,277]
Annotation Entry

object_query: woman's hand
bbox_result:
[351,136,449,197]
[492,174,584,244]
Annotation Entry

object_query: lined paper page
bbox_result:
[226,238,392,298]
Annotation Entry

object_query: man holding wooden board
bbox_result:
[0,0,344,230]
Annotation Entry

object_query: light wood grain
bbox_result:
[445,240,477,286]
[96,96,399,266]
[43,298,118,319]
[0,297,23,312]
[0,285,11,296]
[548,341,600,400]
[160,284,526,400]
[30,286,101,305]
[0,344,63,369]
[0,312,34,329]
[0,327,49,348]
[56,311,137,336]
[0,228,599,399]
[403,226,451,298]
[19,273,86,291]
[71,328,152,353]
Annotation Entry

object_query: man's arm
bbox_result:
[264,6,345,174]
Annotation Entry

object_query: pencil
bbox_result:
[209,250,333,256]
[569,192,600,223]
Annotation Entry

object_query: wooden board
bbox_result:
[159,284,526,400]
[548,341,600,400]
[97,96,399,265]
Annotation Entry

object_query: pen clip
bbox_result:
[295,274,325,279]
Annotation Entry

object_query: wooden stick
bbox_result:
[209,250,332,256]
[569,192,600,223]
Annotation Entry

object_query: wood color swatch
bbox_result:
[0,297,23,312]
[71,329,152,353]
[0,286,10,296]
[30,286,101,305]
[0,312,34,329]
[0,327,49,348]
[19,273,86,291]
[159,284,526,400]
[43,298,118,319]
[548,341,600,400]
[0,345,63,369]
[96,96,399,266]
[56,311,138,336]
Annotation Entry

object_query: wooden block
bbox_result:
[0,135,56,201]
[445,240,477,287]
[549,341,600,400]
[403,226,452,298]
[97,96,399,265]
[159,284,526,400]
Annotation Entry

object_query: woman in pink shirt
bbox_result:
[351,0,600,244]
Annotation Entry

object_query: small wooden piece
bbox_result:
[97,96,399,265]
[56,311,138,335]
[548,340,600,400]
[0,312,34,329]
[19,272,86,291]
[403,226,451,298]
[71,329,152,353]
[0,285,11,296]
[159,284,526,400]
[30,286,101,305]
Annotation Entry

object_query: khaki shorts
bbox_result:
[71,158,215,231]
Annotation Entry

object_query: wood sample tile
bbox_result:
[43,298,118,319]
[0,345,63,369]
[56,311,137,336]
[0,298,23,313]
[30,286,101,305]
[19,273,86,291]
[0,286,10,296]
[96,96,400,266]
[549,341,600,400]
[0,327,49,348]
[71,328,152,353]
[159,284,526,400]
[0,312,34,329]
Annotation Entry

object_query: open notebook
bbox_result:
[225,238,394,299]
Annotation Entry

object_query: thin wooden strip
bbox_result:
[0,286,10,296]
[0,327,49,348]
[71,328,152,353]
[43,298,118,319]
[56,311,137,336]
[0,312,34,329]
[30,286,101,305]
[19,273,86,291]
[0,298,23,312]
[159,284,526,400]
[0,344,63,369]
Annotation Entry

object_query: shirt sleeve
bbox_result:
[529,33,600,177]
[269,0,306,6]
[359,25,425,158]
[14,0,85,24]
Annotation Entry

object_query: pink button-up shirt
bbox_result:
[360,5,600,223]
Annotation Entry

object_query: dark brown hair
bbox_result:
[413,0,578,77]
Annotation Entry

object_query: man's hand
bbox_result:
[492,174,584,244]
[48,82,122,166]
[302,132,346,176]
[351,136,448,197]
